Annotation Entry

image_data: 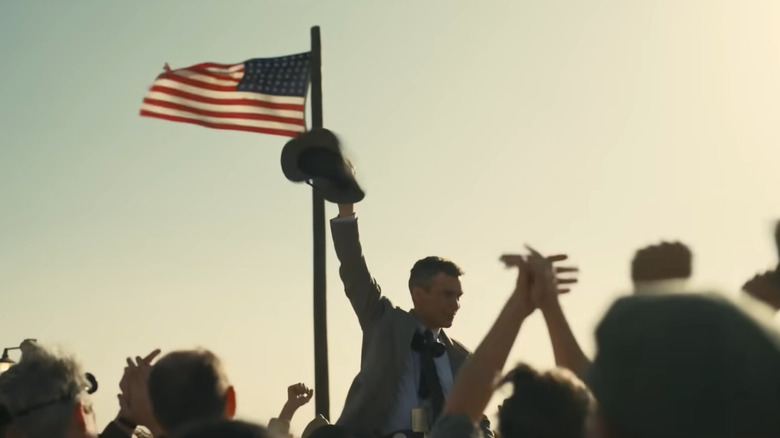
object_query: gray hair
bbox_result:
[0,343,92,438]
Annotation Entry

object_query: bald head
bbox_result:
[148,349,234,433]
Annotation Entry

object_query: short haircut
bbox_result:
[170,419,268,438]
[498,363,593,438]
[0,343,92,438]
[148,349,231,432]
[408,256,464,291]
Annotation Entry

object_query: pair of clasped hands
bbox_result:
[500,246,578,317]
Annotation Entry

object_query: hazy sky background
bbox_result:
[2,0,780,433]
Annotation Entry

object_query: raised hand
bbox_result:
[286,383,314,409]
[338,203,354,217]
[631,241,692,283]
[337,163,356,217]
[279,382,314,422]
[117,349,163,435]
[500,253,534,317]
[501,248,579,312]
[526,246,558,303]
[743,271,780,311]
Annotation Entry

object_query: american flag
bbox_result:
[140,52,310,137]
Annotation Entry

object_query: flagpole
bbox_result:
[310,25,330,420]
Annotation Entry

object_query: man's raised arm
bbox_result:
[330,203,387,329]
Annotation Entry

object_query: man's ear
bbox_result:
[224,386,237,419]
[410,285,428,303]
[73,401,96,434]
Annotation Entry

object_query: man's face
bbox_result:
[413,273,463,329]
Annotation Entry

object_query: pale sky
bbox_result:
[1,0,780,433]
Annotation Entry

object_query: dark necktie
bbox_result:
[411,330,446,422]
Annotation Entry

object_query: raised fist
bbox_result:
[631,241,692,283]
[743,271,780,311]
[286,383,314,409]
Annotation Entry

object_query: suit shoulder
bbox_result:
[449,337,471,355]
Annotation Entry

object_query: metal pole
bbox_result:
[310,25,330,420]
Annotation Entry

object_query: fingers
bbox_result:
[119,367,131,392]
[142,349,162,364]
[504,248,577,291]
[502,252,570,265]
[289,383,311,397]
[499,254,526,267]
[524,245,545,261]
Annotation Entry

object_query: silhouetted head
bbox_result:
[498,363,593,438]
[148,349,236,434]
[588,293,780,438]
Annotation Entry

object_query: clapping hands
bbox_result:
[117,349,163,435]
[500,245,579,316]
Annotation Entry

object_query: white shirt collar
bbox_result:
[418,323,442,338]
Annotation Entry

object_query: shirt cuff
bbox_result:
[332,214,357,222]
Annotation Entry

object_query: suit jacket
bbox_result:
[331,218,484,438]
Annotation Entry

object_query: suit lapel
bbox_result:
[394,310,418,372]
[441,331,467,374]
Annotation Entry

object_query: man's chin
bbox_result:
[441,318,455,328]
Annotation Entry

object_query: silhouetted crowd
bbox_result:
[1,205,779,438]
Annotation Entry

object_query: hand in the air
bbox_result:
[743,271,780,311]
[631,241,692,283]
[118,349,163,435]
[337,203,354,217]
[286,383,314,409]
[279,382,314,422]
[500,247,579,313]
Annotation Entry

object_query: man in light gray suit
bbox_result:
[331,202,491,438]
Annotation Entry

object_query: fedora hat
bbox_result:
[281,128,365,204]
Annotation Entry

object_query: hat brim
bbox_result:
[281,129,341,183]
